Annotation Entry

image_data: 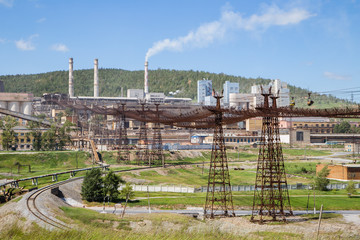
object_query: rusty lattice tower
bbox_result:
[137,101,150,166]
[117,103,130,162]
[251,88,292,223]
[151,103,164,167]
[204,91,235,218]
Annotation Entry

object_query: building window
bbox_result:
[321,124,324,127]
[296,131,304,141]
[20,139,24,143]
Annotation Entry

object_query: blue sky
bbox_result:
[0,0,359,101]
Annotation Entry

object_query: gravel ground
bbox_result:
[0,178,84,232]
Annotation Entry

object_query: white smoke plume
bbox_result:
[145,5,314,61]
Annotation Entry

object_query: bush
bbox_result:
[314,165,330,191]
[346,181,357,197]
[81,169,125,202]
[81,168,104,202]
[103,170,124,200]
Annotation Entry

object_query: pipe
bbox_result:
[69,58,74,98]
[94,58,99,97]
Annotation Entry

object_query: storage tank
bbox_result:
[8,101,20,112]
[21,102,32,115]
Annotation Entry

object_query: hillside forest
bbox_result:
[0,68,355,108]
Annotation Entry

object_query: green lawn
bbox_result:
[118,160,319,187]
[124,191,360,210]
[0,151,93,179]
[282,149,331,157]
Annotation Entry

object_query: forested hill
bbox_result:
[0,68,352,108]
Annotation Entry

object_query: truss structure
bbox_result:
[136,101,150,166]
[151,103,164,167]
[251,92,292,223]
[117,103,130,162]
[204,91,235,218]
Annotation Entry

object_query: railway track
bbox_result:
[25,162,209,230]
[25,178,81,230]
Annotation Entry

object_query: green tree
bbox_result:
[314,165,330,191]
[81,168,104,202]
[26,119,44,151]
[120,183,135,218]
[0,116,18,150]
[57,121,74,150]
[41,125,57,150]
[103,170,124,200]
[333,121,351,133]
[346,181,357,197]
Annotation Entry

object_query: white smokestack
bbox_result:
[69,58,74,98]
[144,61,149,95]
[94,58,99,97]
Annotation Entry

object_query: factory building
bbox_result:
[250,79,290,108]
[64,58,191,106]
[223,81,239,105]
[0,92,33,115]
[317,164,360,181]
[197,79,212,104]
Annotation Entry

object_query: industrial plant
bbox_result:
[1,57,360,236]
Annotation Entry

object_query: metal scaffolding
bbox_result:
[151,103,164,167]
[136,101,150,166]
[251,89,292,223]
[117,103,130,162]
[204,91,235,218]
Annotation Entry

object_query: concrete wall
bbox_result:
[317,164,347,180]
[290,129,310,145]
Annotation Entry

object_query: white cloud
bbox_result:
[36,17,46,23]
[51,43,69,52]
[145,4,315,61]
[15,34,38,51]
[0,38,6,44]
[324,71,351,81]
[0,0,14,7]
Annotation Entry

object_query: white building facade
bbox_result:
[197,79,212,104]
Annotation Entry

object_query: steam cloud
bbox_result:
[145,5,314,61]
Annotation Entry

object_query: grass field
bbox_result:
[0,151,93,179]
[123,191,360,210]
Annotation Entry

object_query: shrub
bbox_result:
[314,165,330,191]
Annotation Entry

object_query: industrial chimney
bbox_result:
[69,58,74,98]
[144,61,149,95]
[94,58,99,97]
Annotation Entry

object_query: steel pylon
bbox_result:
[204,91,235,218]
[151,103,165,167]
[137,101,150,166]
[117,103,130,162]
[251,89,292,223]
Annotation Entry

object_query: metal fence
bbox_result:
[121,182,360,193]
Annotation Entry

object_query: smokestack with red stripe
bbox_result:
[144,61,149,95]
[94,58,99,97]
